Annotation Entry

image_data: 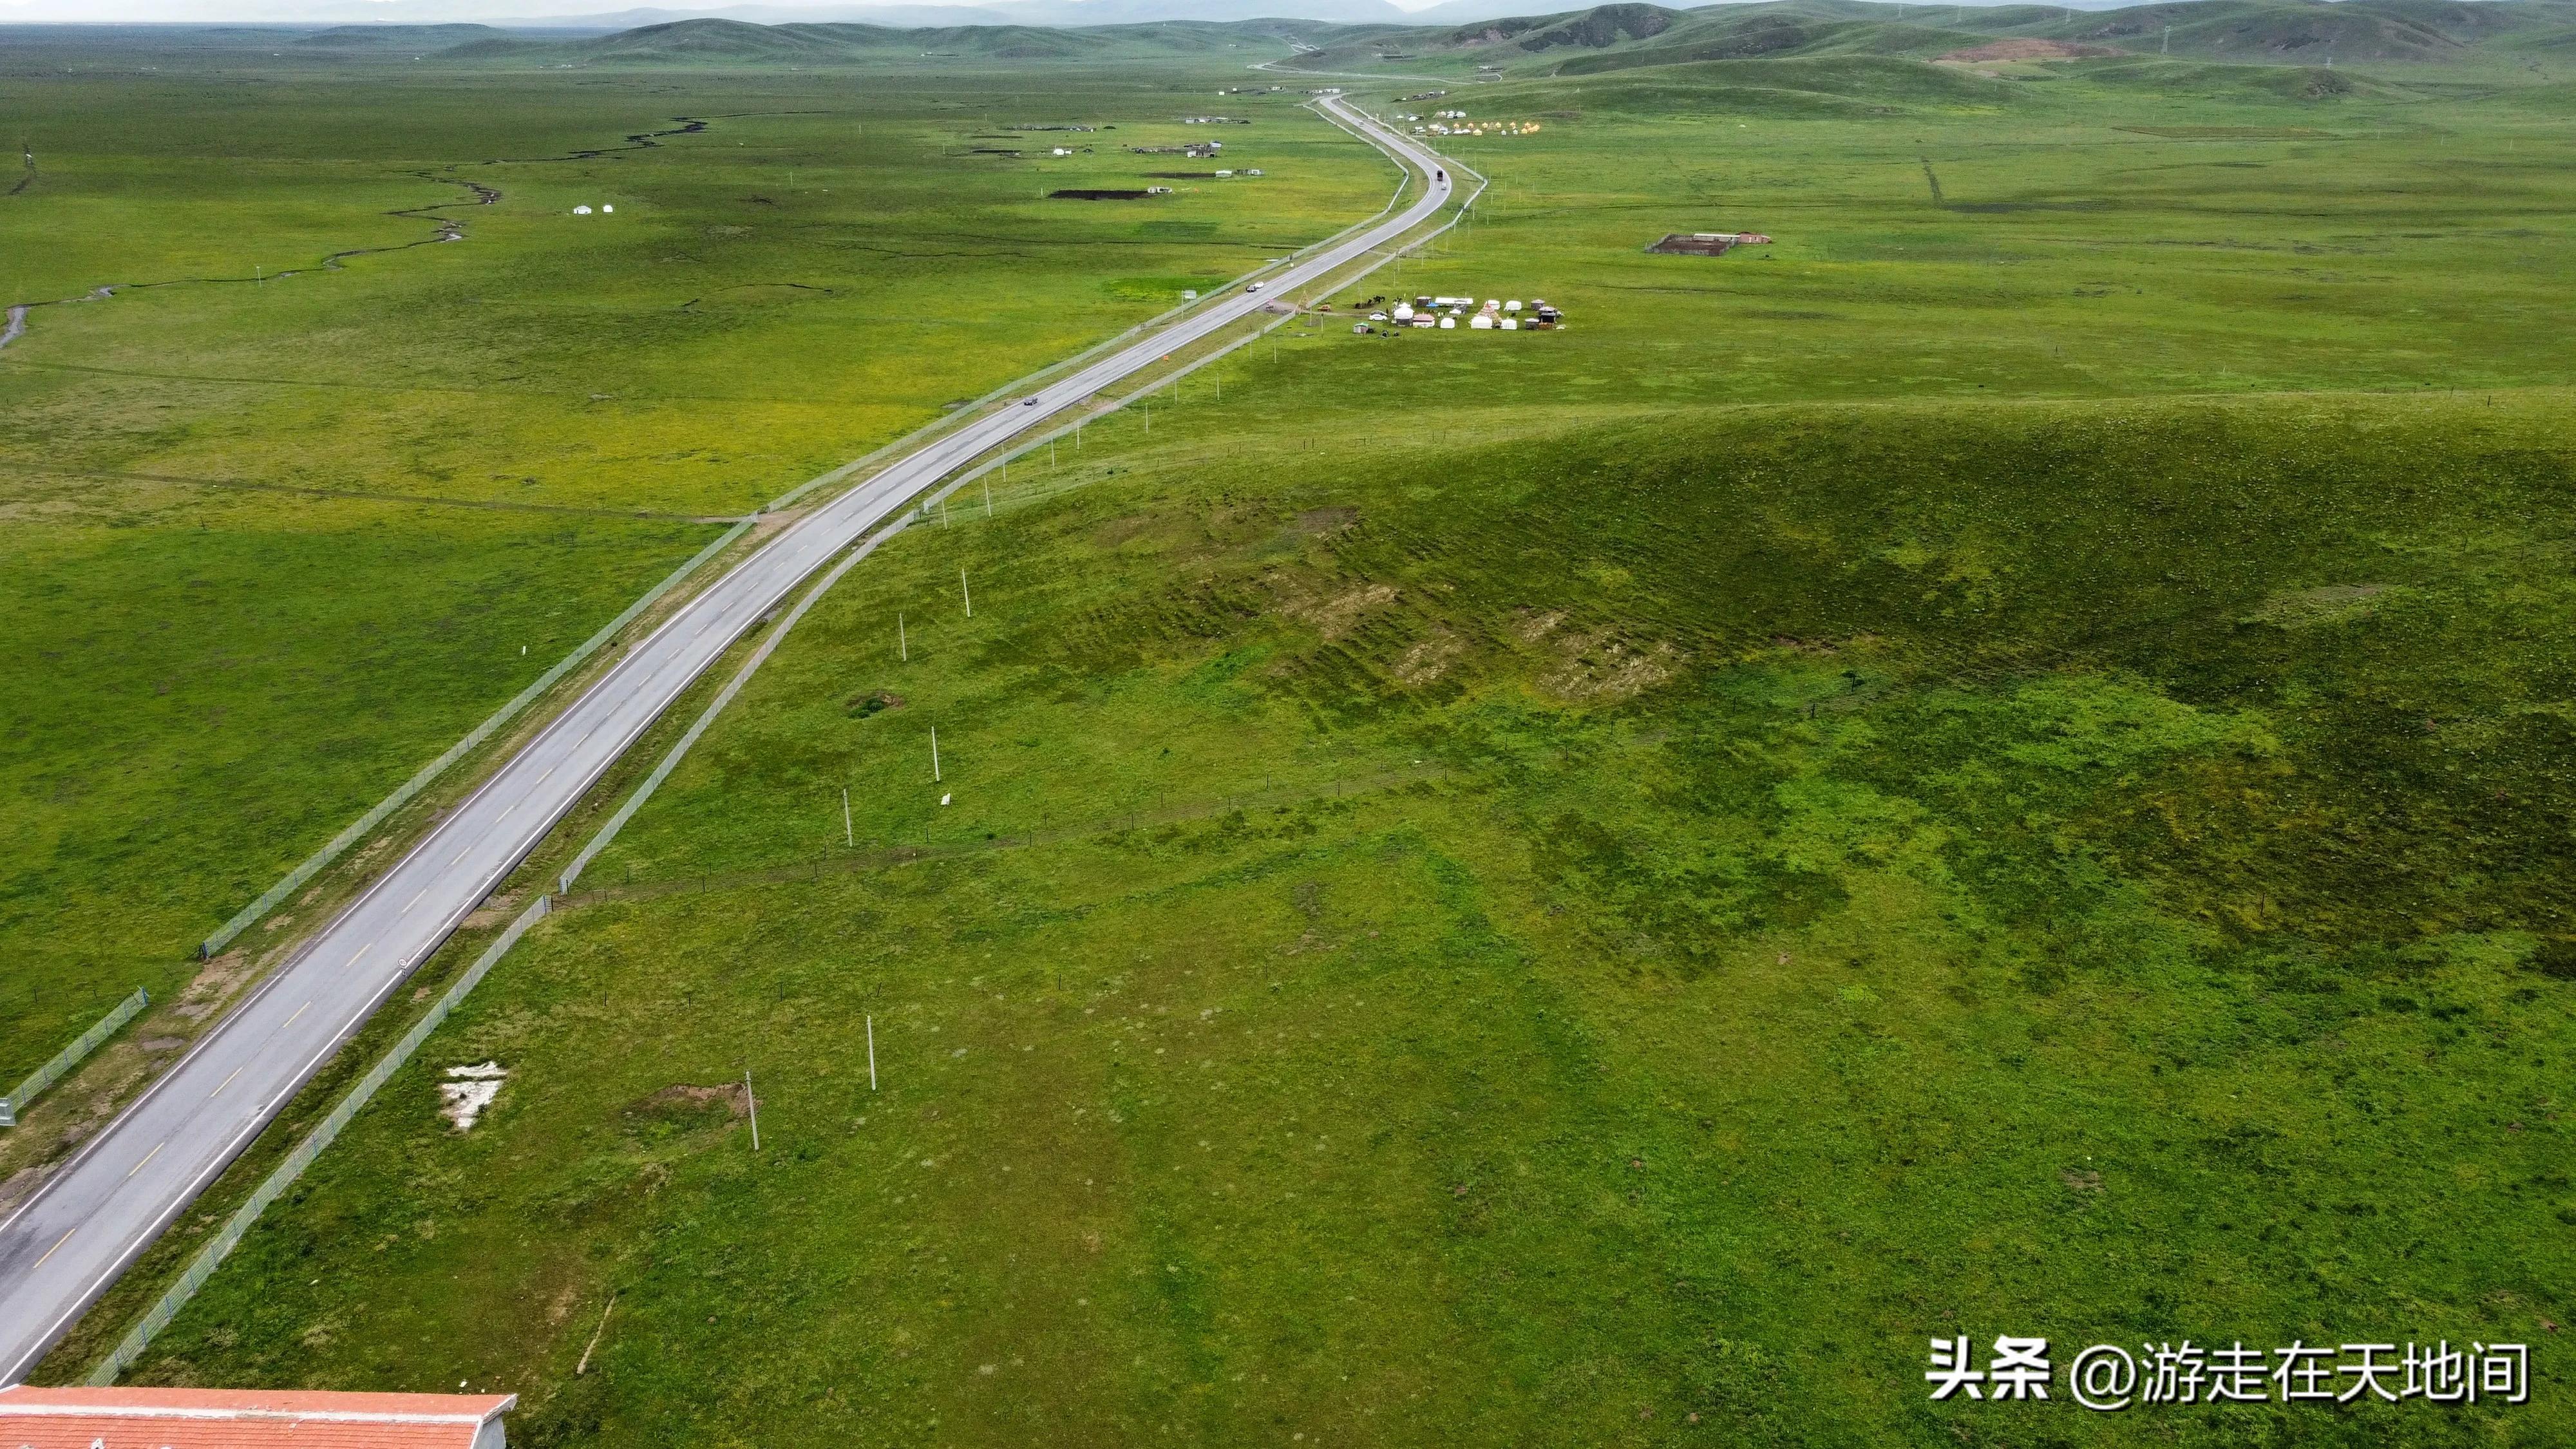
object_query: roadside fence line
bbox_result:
[198,520,755,961]
[88,895,550,1385]
[560,520,907,895]
[0,989,149,1130]
[84,102,1478,1379]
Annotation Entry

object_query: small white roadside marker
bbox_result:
[931,726,942,783]
[867,1015,878,1091]
[744,1068,760,1152]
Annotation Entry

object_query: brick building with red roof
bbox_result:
[0,1386,515,1449]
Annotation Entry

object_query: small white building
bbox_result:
[1504,299,1522,312]
[1438,316,1455,329]
[1469,313,1493,329]
[571,205,592,215]
[1501,317,1519,330]
[1391,303,1414,321]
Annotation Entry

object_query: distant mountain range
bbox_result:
[10,0,2566,64]
[0,0,2154,29]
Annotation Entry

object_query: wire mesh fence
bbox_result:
[88,895,549,1384]
[0,988,148,1130]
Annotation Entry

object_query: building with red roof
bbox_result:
[0,1385,515,1449]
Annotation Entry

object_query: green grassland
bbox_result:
[1276,0,2576,77]
[70,23,2576,1448]
[0,53,1391,1087]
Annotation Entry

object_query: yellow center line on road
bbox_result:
[209,1066,244,1099]
[33,1228,73,1269]
[349,943,371,967]
[404,888,426,914]
[126,1142,164,1179]
[283,1001,310,1028]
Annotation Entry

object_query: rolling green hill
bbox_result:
[289,24,516,50]
[1271,0,2576,77]
[1969,0,2576,62]
[84,0,2573,75]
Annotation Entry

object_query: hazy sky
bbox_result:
[0,0,1464,20]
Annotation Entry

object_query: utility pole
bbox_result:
[960,566,972,618]
[898,612,907,661]
[843,786,853,846]
[931,726,941,782]
[744,1068,759,1151]
[866,1016,877,1090]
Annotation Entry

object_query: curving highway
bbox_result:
[0,93,1451,1383]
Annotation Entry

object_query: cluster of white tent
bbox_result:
[1358,295,1563,332]
[571,204,617,216]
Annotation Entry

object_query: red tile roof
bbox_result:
[0,1385,515,1449]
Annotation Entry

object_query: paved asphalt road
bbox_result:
[0,95,1453,1383]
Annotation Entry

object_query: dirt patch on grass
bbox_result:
[846,690,906,717]
[1280,581,1398,641]
[462,891,521,931]
[1514,607,1567,642]
[631,1083,748,1117]
[174,950,253,1023]
[1540,632,1681,703]
[1394,630,1466,687]
[1294,506,1358,536]
[2249,583,2392,627]
[1093,513,1164,548]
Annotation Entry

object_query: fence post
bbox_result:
[1,987,149,1130]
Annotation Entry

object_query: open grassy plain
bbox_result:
[0,44,1389,1088]
[62,20,2576,1446]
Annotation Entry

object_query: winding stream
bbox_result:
[0,113,746,354]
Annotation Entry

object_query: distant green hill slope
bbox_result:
[415,14,1331,66]
[1467,48,2034,113]
[290,23,515,50]
[1972,0,2576,62]
[279,0,2576,70]
[1276,0,2576,75]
